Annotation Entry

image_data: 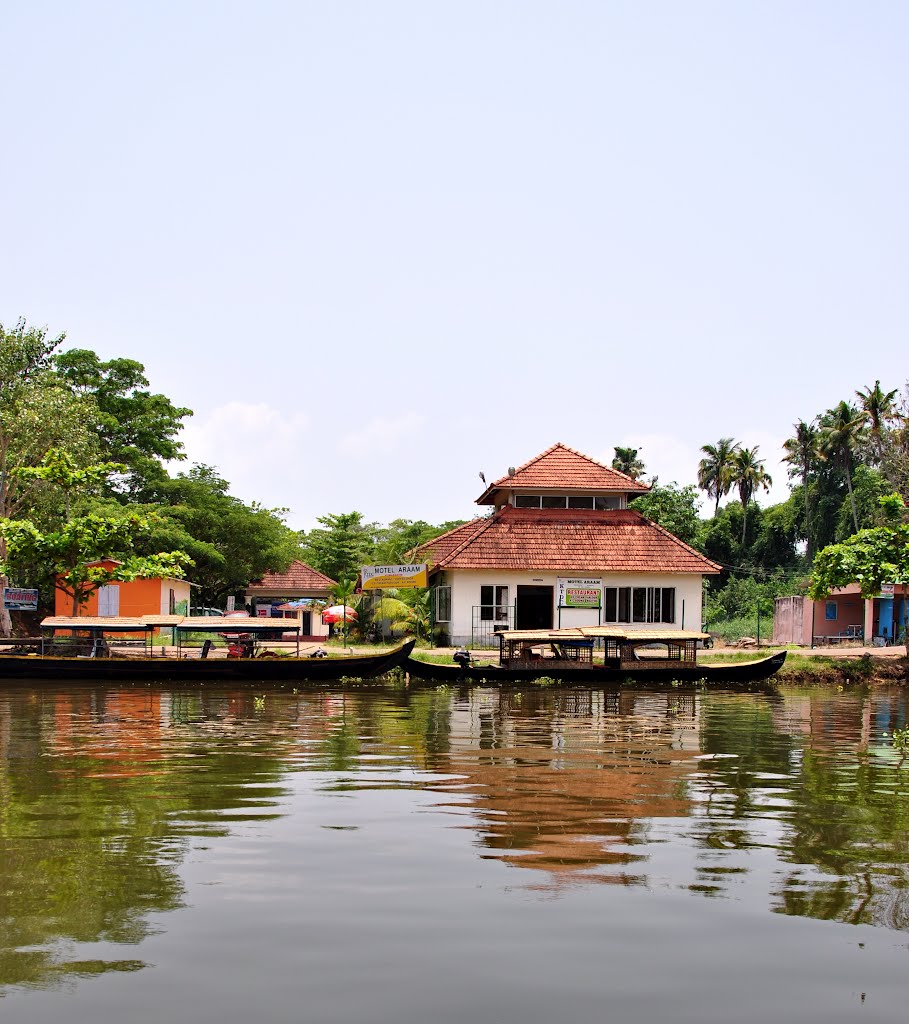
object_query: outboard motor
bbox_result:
[452,647,471,670]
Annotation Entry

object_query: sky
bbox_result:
[3,1,907,531]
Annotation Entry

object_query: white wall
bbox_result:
[443,570,704,645]
[159,579,192,615]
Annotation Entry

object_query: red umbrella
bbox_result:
[322,605,358,624]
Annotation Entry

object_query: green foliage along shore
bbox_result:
[2,316,907,642]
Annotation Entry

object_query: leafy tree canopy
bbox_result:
[630,482,702,549]
[145,465,300,606]
[301,511,379,584]
[52,348,192,492]
[808,495,909,600]
[0,511,192,617]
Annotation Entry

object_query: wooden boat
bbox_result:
[404,627,786,685]
[0,615,416,684]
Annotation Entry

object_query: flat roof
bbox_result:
[498,627,709,643]
[41,615,302,635]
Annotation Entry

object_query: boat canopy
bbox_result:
[41,615,302,635]
[496,627,709,643]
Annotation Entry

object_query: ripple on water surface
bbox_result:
[0,684,907,1022]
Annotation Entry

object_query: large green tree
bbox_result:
[856,380,898,465]
[808,495,909,600]
[612,447,646,481]
[630,482,702,549]
[301,511,378,584]
[145,465,300,606]
[697,438,739,517]
[0,321,97,633]
[820,401,865,535]
[730,446,773,544]
[52,349,192,494]
[783,418,822,562]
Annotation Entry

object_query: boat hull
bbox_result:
[0,640,416,685]
[404,650,787,685]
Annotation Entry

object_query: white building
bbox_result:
[413,443,721,647]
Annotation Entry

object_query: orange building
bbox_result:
[54,559,192,618]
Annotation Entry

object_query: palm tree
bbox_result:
[856,380,898,464]
[820,401,865,535]
[782,419,822,561]
[731,446,772,543]
[612,446,646,480]
[697,438,739,517]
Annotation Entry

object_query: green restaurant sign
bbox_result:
[557,578,603,608]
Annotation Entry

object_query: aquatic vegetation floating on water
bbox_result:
[885,726,909,761]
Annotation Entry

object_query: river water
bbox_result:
[0,683,907,1022]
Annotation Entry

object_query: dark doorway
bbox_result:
[516,585,554,631]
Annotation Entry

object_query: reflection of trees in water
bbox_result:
[772,748,909,930]
[691,691,909,931]
[0,689,294,993]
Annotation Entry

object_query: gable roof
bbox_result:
[416,506,720,575]
[246,560,337,593]
[477,443,649,503]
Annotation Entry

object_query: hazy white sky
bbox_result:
[3,1,907,530]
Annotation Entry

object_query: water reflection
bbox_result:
[0,684,907,999]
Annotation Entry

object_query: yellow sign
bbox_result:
[361,564,428,590]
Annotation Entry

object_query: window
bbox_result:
[480,585,509,621]
[514,494,624,509]
[604,587,631,623]
[825,601,837,621]
[604,586,674,624]
[632,587,647,622]
[98,585,120,616]
[434,586,451,623]
[594,496,623,510]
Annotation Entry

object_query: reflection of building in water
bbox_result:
[49,691,167,771]
[441,689,703,884]
[772,690,907,753]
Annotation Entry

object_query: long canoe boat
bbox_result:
[0,615,416,684]
[404,627,786,685]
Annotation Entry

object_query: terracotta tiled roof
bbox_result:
[410,517,490,566]
[477,443,649,503]
[422,506,720,575]
[246,561,336,593]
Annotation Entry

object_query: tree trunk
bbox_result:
[0,533,10,637]
[803,470,813,562]
[0,574,11,638]
[845,466,860,534]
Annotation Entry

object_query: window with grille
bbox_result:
[434,586,452,623]
[480,585,509,621]
[604,587,675,624]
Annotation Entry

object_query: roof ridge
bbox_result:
[407,517,486,562]
[488,442,649,491]
[434,509,504,568]
[491,442,564,485]
[626,508,722,572]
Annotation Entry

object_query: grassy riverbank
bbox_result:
[702,650,908,684]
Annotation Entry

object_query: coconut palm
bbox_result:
[612,446,646,480]
[697,438,740,517]
[731,446,772,544]
[856,380,898,464]
[782,418,822,560]
[820,401,865,535]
